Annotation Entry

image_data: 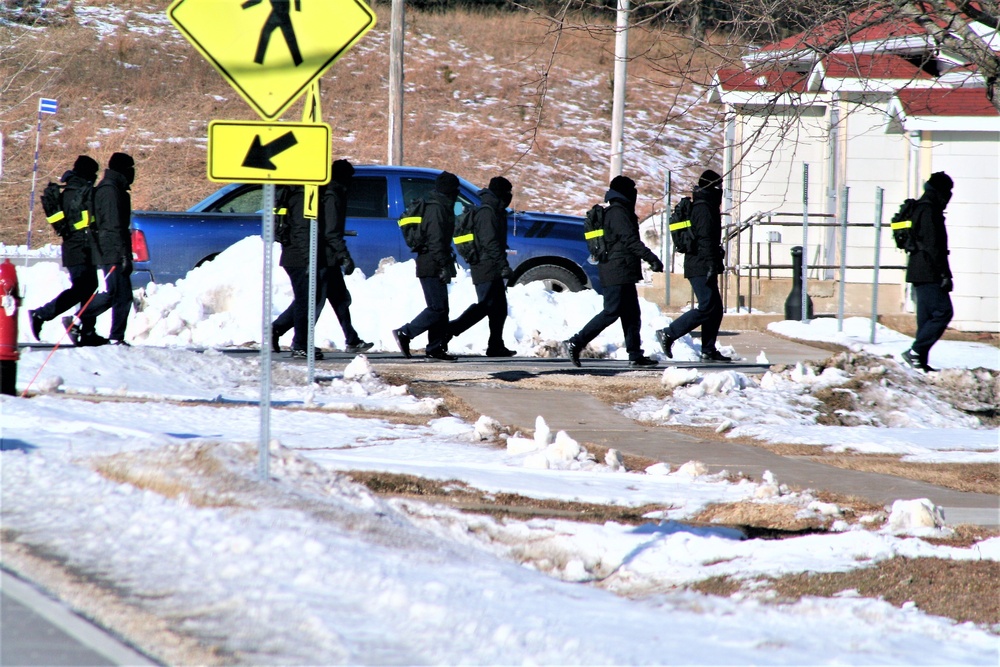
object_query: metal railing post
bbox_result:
[871,187,884,344]
[801,163,810,323]
[837,185,849,331]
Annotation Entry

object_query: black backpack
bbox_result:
[272,185,294,245]
[583,204,608,263]
[890,198,918,252]
[41,179,92,239]
[398,198,428,252]
[669,197,696,254]
[453,203,484,263]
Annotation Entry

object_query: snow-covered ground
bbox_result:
[4,241,1000,664]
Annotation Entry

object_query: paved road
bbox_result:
[0,569,154,666]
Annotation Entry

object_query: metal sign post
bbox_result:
[837,186,849,331]
[259,183,275,480]
[871,187,884,344]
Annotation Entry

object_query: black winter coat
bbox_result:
[91,169,132,266]
[468,188,509,285]
[683,186,725,279]
[598,190,659,287]
[321,181,351,268]
[414,190,457,279]
[905,185,952,284]
[59,171,95,268]
[278,185,340,269]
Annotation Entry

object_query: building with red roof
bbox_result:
[709,5,999,331]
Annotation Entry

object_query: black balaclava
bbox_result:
[435,171,460,202]
[331,159,355,185]
[72,155,99,183]
[108,152,135,186]
[925,171,953,207]
[608,175,637,205]
[488,176,513,208]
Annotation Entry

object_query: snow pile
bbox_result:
[626,352,999,463]
[887,498,949,536]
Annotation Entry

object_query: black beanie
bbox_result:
[609,175,637,203]
[109,152,134,173]
[698,169,723,190]
[332,159,355,184]
[435,171,460,197]
[488,176,512,196]
[926,171,953,193]
[72,155,99,180]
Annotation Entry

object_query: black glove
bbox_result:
[439,266,452,285]
[341,255,355,276]
[647,257,664,273]
[501,264,513,280]
[941,277,953,293]
[121,255,133,276]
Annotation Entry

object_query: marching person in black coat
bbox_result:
[81,152,135,346]
[447,176,516,357]
[655,169,731,362]
[393,171,460,361]
[902,171,954,372]
[564,175,663,367]
[271,160,371,358]
[29,156,101,344]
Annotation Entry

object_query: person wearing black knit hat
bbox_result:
[28,155,102,345]
[393,171,462,361]
[655,168,732,362]
[901,171,955,373]
[563,175,664,368]
[271,158,372,358]
[81,151,136,345]
[447,175,517,357]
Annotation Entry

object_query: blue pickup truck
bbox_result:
[130,165,602,292]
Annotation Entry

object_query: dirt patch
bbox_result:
[768,557,1000,627]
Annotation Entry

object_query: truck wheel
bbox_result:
[515,265,584,293]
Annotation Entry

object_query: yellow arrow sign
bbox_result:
[208,120,331,184]
[168,0,376,120]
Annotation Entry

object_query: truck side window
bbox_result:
[346,177,388,218]
[212,187,263,213]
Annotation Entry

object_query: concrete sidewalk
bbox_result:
[450,383,999,528]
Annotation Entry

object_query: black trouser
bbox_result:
[34,264,97,324]
[82,264,132,341]
[399,277,450,353]
[273,266,322,351]
[912,282,953,362]
[664,273,723,354]
[321,266,362,346]
[449,278,507,350]
[571,283,642,359]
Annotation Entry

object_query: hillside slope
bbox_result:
[0,1,722,246]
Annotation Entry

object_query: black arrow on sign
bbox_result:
[242,131,298,170]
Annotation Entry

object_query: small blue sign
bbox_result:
[39,98,58,114]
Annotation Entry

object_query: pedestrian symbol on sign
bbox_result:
[241,0,303,66]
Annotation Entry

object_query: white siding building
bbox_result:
[711,10,999,331]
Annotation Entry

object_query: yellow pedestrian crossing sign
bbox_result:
[168,0,376,120]
[207,120,331,184]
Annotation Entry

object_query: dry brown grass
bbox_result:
[1,2,720,245]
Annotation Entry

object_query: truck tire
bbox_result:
[515,264,584,293]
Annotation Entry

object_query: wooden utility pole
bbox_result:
[388,0,404,165]
[609,0,629,180]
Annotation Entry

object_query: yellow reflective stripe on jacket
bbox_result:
[273,207,287,215]
[584,229,604,240]
[669,220,691,232]
[399,216,421,227]
[890,220,912,230]
[72,210,91,230]
[453,233,474,244]
[47,210,66,224]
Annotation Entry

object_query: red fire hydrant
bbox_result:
[0,259,21,395]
